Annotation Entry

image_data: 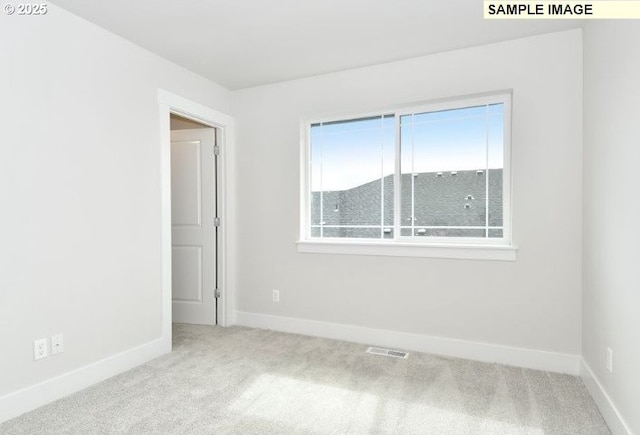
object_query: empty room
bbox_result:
[0,1,638,434]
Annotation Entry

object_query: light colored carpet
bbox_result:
[1,324,609,434]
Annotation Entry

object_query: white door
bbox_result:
[171,128,217,325]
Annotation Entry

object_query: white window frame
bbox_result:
[298,92,517,261]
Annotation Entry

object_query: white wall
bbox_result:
[233,30,583,359]
[0,5,230,400]
[583,22,640,435]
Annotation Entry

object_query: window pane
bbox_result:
[488,103,504,237]
[310,115,394,239]
[322,227,382,239]
[412,228,487,237]
[488,229,503,238]
[400,104,504,239]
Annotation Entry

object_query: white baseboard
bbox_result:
[234,311,580,375]
[0,336,171,424]
[580,359,632,435]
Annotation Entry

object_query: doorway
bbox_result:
[158,89,235,350]
[170,114,218,325]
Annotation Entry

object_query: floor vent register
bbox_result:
[366,347,409,359]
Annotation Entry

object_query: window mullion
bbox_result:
[319,124,324,238]
[394,114,401,240]
[411,114,415,238]
[379,116,384,239]
[485,105,490,239]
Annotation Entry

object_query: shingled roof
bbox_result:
[311,169,503,239]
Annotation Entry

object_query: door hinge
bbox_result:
[214,145,220,155]
[215,288,221,298]
[214,217,221,227]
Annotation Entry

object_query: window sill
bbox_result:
[296,240,517,261]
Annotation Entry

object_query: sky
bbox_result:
[310,104,504,191]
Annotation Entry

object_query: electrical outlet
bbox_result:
[33,338,48,361]
[272,289,280,302]
[606,347,613,372]
[51,334,64,355]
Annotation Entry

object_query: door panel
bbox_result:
[171,128,216,325]
[171,246,202,302]
[171,141,202,226]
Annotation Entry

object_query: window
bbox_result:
[300,93,514,259]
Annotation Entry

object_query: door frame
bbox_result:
[158,90,236,349]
